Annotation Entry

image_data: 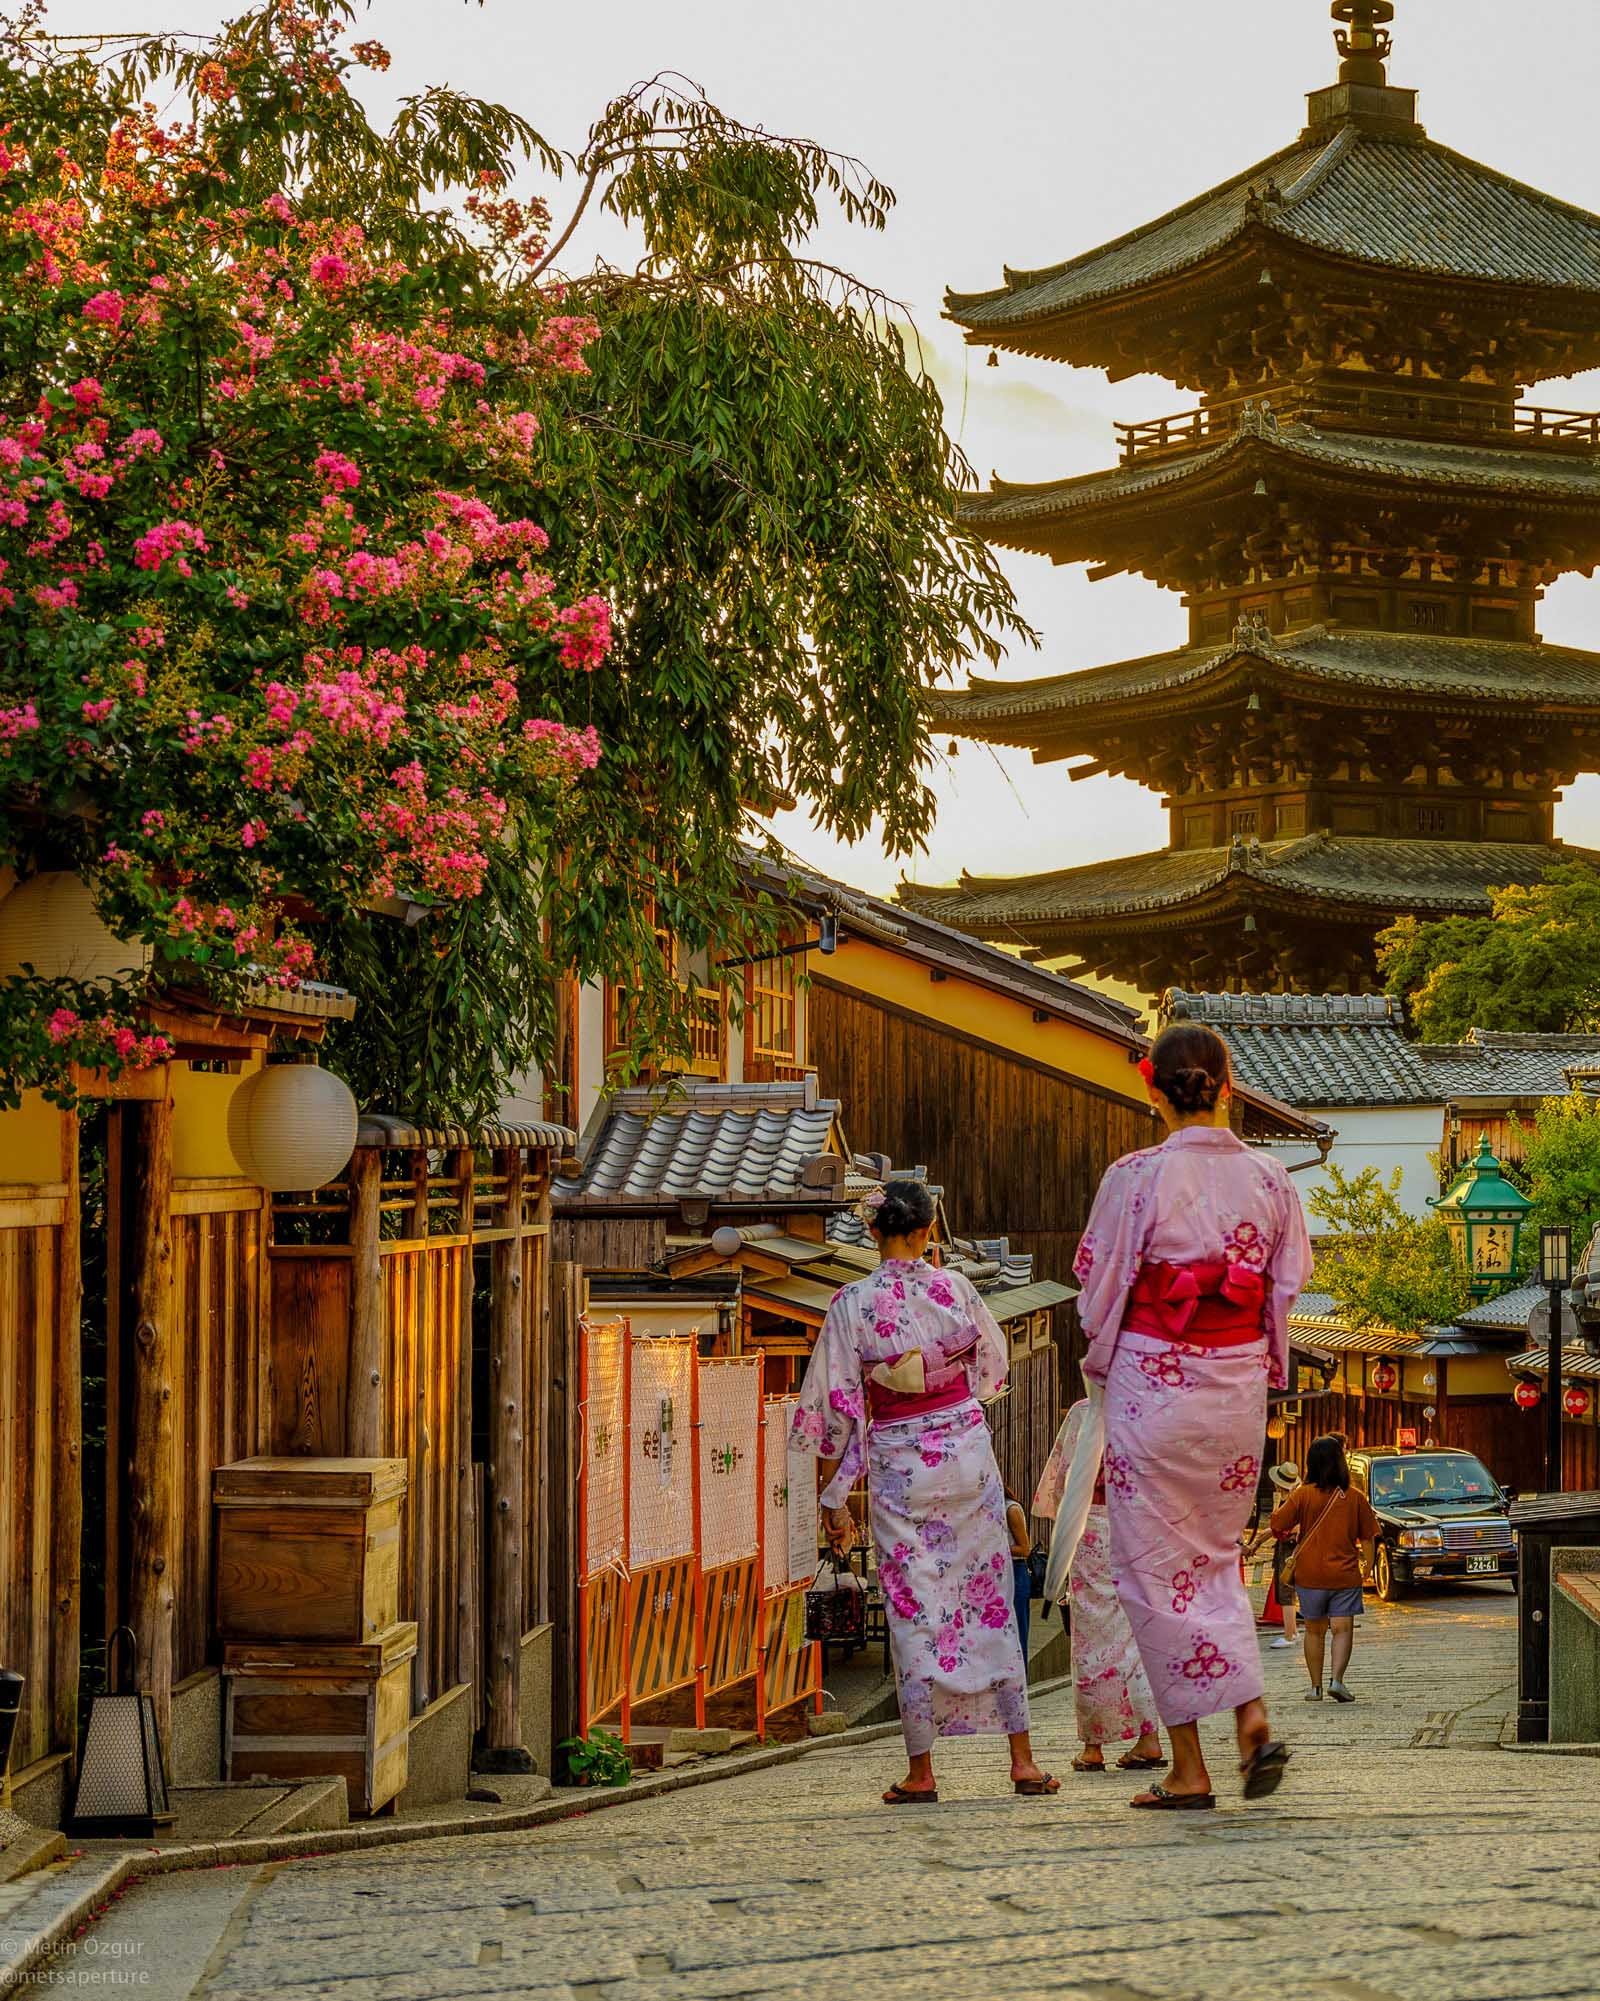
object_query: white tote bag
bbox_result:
[1041,1389,1106,1606]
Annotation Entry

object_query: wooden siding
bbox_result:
[808,979,1155,1284]
[987,1339,1061,1528]
[0,1189,67,1774]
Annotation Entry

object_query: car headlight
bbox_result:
[1397,1529,1443,1551]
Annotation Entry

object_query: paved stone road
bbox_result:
[26,1584,1600,2001]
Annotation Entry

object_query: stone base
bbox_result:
[400,1682,473,1811]
[170,1668,223,1786]
[518,1624,553,1775]
[1549,1546,1600,1744]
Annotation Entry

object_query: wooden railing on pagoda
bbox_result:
[1117,384,1600,465]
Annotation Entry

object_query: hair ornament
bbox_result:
[859,1187,887,1225]
[1137,1057,1156,1087]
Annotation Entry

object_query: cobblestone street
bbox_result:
[21,1583,1600,2001]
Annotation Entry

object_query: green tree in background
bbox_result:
[1309,1164,1473,1334]
[1379,865,1600,1044]
[1515,1092,1600,1256]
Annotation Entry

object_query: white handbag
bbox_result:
[1042,1388,1106,1606]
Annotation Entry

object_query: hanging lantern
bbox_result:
[1430,1139,1534,1300]
[1564,1385,1592,1419]
[227,1061,357,1191]
[1372,1360,1398,1393]
[69,1628,173,1836]
[0,870,149,983]
[1514,1380,1541,1410]
[1266,1415,1288,1440]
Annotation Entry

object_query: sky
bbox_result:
[46,0,1600,896]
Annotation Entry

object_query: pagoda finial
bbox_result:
[1333,1,1395,87]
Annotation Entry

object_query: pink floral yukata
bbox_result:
[1034,1400,1159,1750]
[791,1258,1029,1757]
[1073,1127,1313,1729]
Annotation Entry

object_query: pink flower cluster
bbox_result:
[555,594,612,672]
[133,517,207,577]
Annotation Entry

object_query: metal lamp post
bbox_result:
[1430,1138,1534,1301]
[1542,1226,1574,1494]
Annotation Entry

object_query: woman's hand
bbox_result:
[824,1504,855,1555]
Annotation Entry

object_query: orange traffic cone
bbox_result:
[1259,1573,1284,1630]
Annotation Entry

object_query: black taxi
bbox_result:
[1347,1447,1517,1601]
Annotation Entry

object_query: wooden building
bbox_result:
[911,1,1600,995]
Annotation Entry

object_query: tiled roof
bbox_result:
[900,835,1598,932]
[1511,1346,1600,1384]
[1447,1031,1600,1099]
[958,423,1600,546]
[947,127,1600,335]
[932,630,1600,745]
[1458,1284,1545,1334]
[1164,990,1435,1108]
[743,847,1142,1041]
[358,1113,575,1151]
[553,1080,844,1208]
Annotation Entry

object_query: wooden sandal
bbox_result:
[883,1782,939,1806]
[1013,1772,1061,1795]
[1129,1784,1215,1811]
[1240,1740,1291,1801]
[1116,1752,1165,1770]
[1071,1754,1108,1773]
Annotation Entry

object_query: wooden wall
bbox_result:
[987,1334,1060,1529]
[0,1174,70,1775]
[808,978,1155,1282]
[1278,1386,1545,1495]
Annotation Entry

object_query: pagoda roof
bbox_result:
[948,123,1600,359]
[961,418,1600,563]
[898,835,1600,937]
[933,629,1600,752]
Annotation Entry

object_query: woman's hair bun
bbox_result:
[868,1177,937,1238]
[1148,1022,1231,1114]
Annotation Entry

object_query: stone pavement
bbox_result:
[19,1583,1600,2001]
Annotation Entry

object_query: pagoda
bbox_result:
[906,1,1600,995]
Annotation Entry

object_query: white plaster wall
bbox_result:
[576,976,607,1134]
[1295,1104,1442,1229]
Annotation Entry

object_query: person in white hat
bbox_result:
[1268,1462,1301,1649]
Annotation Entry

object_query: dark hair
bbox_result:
[1149,1021,1232,1115]
[869,1178,937,1239]
[1305,1435,1350,1492]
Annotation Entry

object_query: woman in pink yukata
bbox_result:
[1073,1022,1313,1809]
[791,1179,1057,1806]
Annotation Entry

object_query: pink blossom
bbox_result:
[0,701,40,744]
[133,517,207,577]
[555,594,612,673]
[82,289,126,327]
[46,1007,80,1043]
[140,809,166,830]
[313,449,361,491]
[70,376,103,411]
[262,192,294,224]
[308,252,351,290]
[80,697,116,723]
[240,819,267,848]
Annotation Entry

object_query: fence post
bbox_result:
[547,1261,584,1760]
[128,1094,176,1773]
[347,1147,384,1457]
[484,1148,528,1761]
[52,1106,83,1766]
[452,1147,478,1699]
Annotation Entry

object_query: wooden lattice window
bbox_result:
[744,942,805,1082]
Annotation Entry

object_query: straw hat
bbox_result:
[1268,1461,1301,1492]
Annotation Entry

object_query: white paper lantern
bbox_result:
[228,1062,357,1191]
[0,871,149,983]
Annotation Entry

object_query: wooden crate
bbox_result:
[223,1621,417,1815]
[214,1457,406,1644]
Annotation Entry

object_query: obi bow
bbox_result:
[1132,1259,1266,1339]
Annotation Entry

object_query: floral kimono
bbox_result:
[1034,1400,1159,1750]
[792,1258,1029,1755]
[1073,1127,1313,1729]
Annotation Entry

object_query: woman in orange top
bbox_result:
[1269,1435,1379,1704]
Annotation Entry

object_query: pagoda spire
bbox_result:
[1333,1,1394,87]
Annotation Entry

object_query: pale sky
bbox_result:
[50,0,1600,896]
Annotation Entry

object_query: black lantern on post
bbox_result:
[1430,1139,1533,1301]
[1542,1226,1574,1494]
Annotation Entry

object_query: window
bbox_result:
[1229,807,1259,838]
[1415,805,1455,836]
[745,943,807,1081]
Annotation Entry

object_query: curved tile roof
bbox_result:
[932,630,1600,741]
[900,835,1600,930]
[949,128,1600,334]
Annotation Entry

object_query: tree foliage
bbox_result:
[0,2,1025,1119]
[1308,1164,1473,1334]
[1515,1092,1600,1254]
[1378,865,1600,1044]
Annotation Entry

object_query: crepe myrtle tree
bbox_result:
[0,1,1024,1120]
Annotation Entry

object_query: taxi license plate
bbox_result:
[1466,1552,1500,1575]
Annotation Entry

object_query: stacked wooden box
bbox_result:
[215,1458,413,1815]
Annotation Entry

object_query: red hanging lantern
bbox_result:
[1514,1380,1541,1410]
[1372,1360,1398,1393]
[1563,1385,1591,1419]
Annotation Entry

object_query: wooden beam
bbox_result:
[485,1148,527,1756]
[546,1260,584,1761]
[346,1149,384,1457]
[451,1147,479,1700]
[127,1096,176,1773]
[52,1108,82,1765]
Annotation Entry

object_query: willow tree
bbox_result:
[0,2,1024,1119]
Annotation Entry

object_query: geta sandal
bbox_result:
[1129,1784,1215,1811]
[882,1782,939,1806]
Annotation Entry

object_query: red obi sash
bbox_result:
[1124,1259,1266,1347]
[866,1378,971,1422]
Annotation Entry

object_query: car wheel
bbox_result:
[1373,1543,1407,1602]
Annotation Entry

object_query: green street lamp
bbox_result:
[1430,1137,1534,1300]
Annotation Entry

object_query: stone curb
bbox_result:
[0,1674,1074,1991]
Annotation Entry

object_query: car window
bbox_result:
[1368,1456,1497,1504]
